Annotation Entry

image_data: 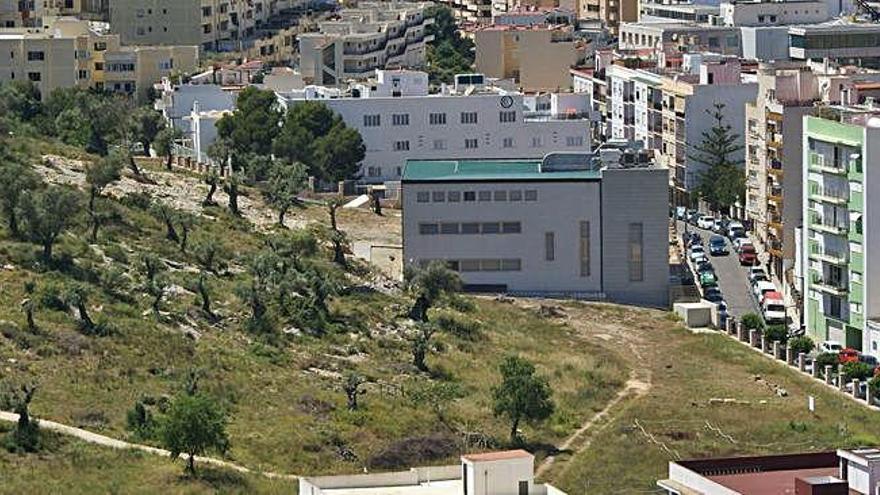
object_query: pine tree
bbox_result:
[688,103,745,214]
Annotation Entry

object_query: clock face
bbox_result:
[500,95,513,108]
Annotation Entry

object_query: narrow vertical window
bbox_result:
[545,232,555,261]
[579,221,590,277]
[629,223,644,282]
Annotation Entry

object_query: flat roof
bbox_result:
[323,479,461,495]
[401,159,600,182]
[708,467,840,494]
[462,450,533,462]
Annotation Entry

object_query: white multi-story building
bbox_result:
[401,144,670,307]
[297,2,434,86]
[619,22,742,56]
[718,0,834,27]
[602,54,758,203]
[277,70,592,182]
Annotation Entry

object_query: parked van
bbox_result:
[762,292,786,324]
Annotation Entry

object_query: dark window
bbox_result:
[502,222,521,234]
[461,223,479,234]
[463,191,476,202]
[545,232,555,261]
[440,223,459,234]
[481,222,500,234]
[419,223,439,235]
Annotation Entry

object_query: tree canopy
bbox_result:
[492,355,555,444]
[216,87,281,157]
[424,5,474,84]
[689,103,745,213]
[160,393,229,476]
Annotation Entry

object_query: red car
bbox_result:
[839,348,860,364]
[738,245,757,265]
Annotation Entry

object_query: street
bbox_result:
[677,221,760,319]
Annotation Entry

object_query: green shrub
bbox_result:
[103,243,129,264]
[435,313,482,341]
[788,336,815,355]
[764,324,788,343]
[740,313,764,331]
[38,280,67,310]
[842,361,874,381]
[815,352,839,374]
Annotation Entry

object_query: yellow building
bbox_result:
[576,0,637,35]
[474,25,581,92]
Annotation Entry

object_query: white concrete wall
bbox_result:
[864,125,880,335]
[467,457,534,495]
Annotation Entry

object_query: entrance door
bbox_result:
[518,481,528,495]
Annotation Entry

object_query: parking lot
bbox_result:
[677,220,762,319]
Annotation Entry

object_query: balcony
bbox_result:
[809,213,848,236]
[810,274,848,296]
[809,245,848,265]
[768,159,783,178]
[808,184,848,205]
[808,152,847,175]
[767,186,783,204]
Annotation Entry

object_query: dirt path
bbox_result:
[0,410,298,481]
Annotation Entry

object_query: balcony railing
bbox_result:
[809,213,848,235]
[809,152,847,175]
[809,245,848,265]
[809,184,848,204]
[811,274,848,295]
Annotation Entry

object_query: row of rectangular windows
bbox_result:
[416,190,538,203]
[419,222,522,235]
[394,136,584,151]
[421,258,522,272]
[368,111,518,127]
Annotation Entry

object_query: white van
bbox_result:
[762,292,786,324]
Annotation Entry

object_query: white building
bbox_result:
[718,0,833,27]
[299,449,567,495]
[401,145,670,307]
[277,70,592,182]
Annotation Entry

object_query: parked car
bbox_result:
[688,211,701,225]
[698,215,716,230]
[748,267,768,284]
[675,206,687,220]
[733,237,754,254]
[739,245,758,265]
[696,259,714,274]
[819,341,843,354]
[708,235,728,256]
[685,232,703,248]
[845,380,868,399]
[839,348,860,364]
[689,245,706,262]
[699,271,719,288]
[761,291,786,324]
[727,221,746,240]
[703,287,724,303]
[753,280,777,304]
[714,218,731,234]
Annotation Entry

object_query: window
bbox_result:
[392,113,409,126]
[440,223,459,234]
[416,191,429,203]
[481,259,501,271]
[460,112,478,124]
[628,223,644,282]
[463,191,476,202]
[363,114,381,127]
[465,138,478,149]
[478,191,492,202]
[708,36,719,48]
[419,223,439,235]
[829,296,842,318]
[501,222,521,234]
[27,72,41,82]
[433,139,447,150]
[580,221,591,277]
[448,191,461,202]
[509,190,522,201]
[460,259,481,272]
[566,136,584,147]
[394,140,410,151]
[524,190,538,201]
[545,232,555,261]
[494,190,507,201]
[531,136,543,148]
[851,302,863,314]
[481,222,500,234]
[501,259,521,271]
[503,137,514,148]
[432,191,445,202]
[499,110,516,123]
[429,112,446,125]
[461,223,479,234]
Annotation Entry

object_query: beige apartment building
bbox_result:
[109,0,300,52]
[298,2,434,85]
[576,0,637,35]
[0,18,197,101]
[474,25,580,92]
[1,0,107,27]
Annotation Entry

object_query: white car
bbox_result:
[753,280,777,303]
[748,267,768,284]
[698,215,716,230]
[819,341,843,354]
[733,237,754,254]
[728,221,745,239]
[688,245,706,262]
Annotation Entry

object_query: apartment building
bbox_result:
[0,18,197,101]
[718,0,832,27]
[109,0,299,52]
[601,54,757,202]
[576,0,638,35]
[789,23,880,67]
[432,0,492,23]
[619,22,742,56]
[0,0,108,27]
[401,145,669,307]
[802,107,880,352]
[639,2,719,23]
[298,2,433,86]
[474,24,581,92]
[276,70,592,181]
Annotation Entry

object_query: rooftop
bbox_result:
[462,450,533,462]
[322,479,461,495]
[401,159,600,182]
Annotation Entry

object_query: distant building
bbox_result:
[297,2,434,86]
[299,449,567,495]
[474,24,582,92]
[718,0,832,27]
[277,70,592,182]
[639,1,719,23]
[619,22,742,56]
[0,0,108,27]
[802,105,880,352]
[575,0,638,36]
[790,23,880,67]
[401,145,670,307]
[659,448,880,494]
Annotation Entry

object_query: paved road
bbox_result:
[677,221,760,319]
